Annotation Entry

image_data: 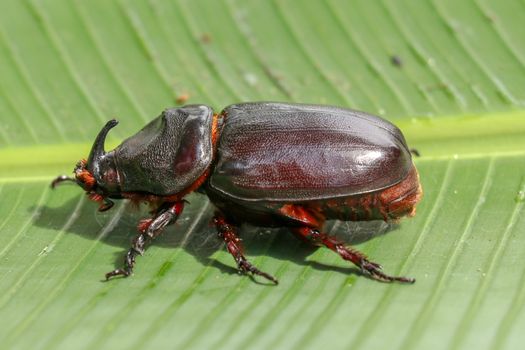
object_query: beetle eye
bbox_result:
[103,169,118,184]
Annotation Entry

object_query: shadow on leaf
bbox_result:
[32,191,402,282]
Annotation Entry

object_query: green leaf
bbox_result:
[1,1,525,349]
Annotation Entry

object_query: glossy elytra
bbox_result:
[52,102,422,284]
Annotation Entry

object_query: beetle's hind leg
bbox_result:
[213,214,278,285]
[291,227,415,284]
[105,201,184,280]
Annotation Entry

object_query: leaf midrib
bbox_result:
[1,109,524,182]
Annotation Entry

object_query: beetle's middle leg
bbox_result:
[105,201,184,280]
[213,214,278,285]
[291,226,414,284]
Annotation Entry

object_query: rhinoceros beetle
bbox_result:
[52,102,422,284]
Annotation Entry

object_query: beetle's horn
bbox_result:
[87,119,118,172]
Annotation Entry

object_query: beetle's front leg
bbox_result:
[291,227,415,284]
[105,201,184,280]
[213,214,278,285]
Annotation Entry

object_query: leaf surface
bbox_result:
[1,1,525,349]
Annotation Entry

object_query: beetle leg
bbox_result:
[105,201,184,280]
[98,198,114,212]
[291,227,415,284]
[410,148,421,157]
[50,175,76,188]
[213,215,278,285]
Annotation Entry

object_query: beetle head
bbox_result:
[51,120,121,211]
[74,159,96,191]
[85,119,122,194]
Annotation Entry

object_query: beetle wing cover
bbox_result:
[209,102,413,202]
[115,105,214,195]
